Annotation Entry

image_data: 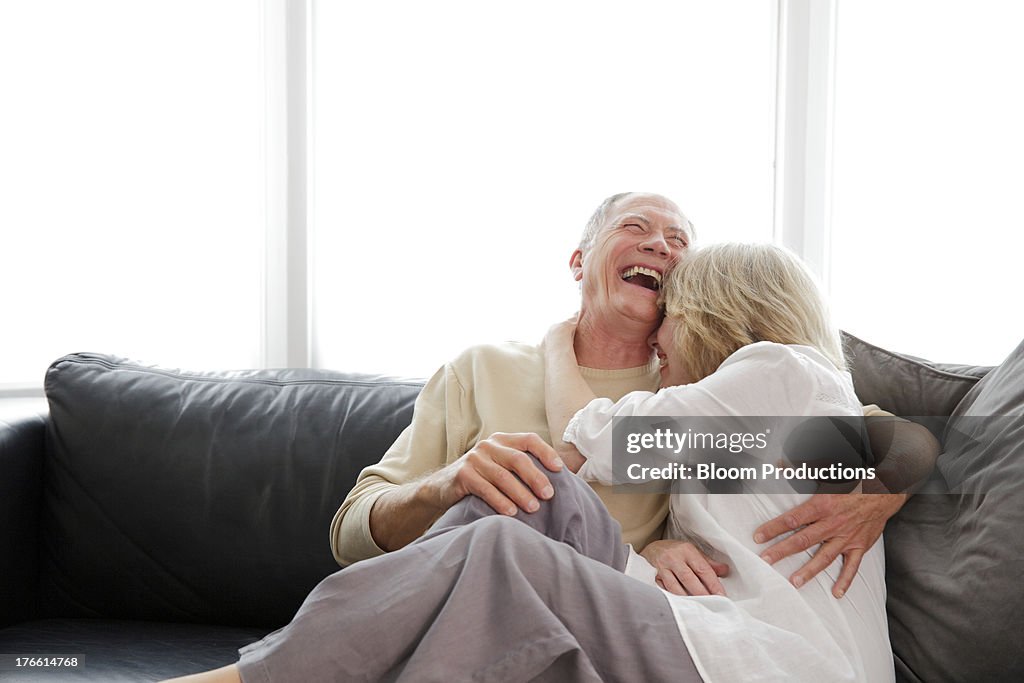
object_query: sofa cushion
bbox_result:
[40,353,423,628]
[883,336,1024,682]
[841,330,992,419]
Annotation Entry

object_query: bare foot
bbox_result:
[162,663,241,683]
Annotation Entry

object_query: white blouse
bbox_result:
[566,342,894,683]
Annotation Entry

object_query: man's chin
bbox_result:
[614,301,661,331]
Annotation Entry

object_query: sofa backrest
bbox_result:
[41,353,423,628]
[883,336,1024,682]
[843,331,1024,682]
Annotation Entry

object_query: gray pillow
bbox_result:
[883,336,1024,682]
[841,330,992,418]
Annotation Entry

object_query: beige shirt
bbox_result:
[331,341,669,566]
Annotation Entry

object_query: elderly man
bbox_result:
[331,192,936,597]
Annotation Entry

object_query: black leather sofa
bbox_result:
[0,354,423,681]
[1,335,1022,681]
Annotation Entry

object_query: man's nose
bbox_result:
[639,232,671,257]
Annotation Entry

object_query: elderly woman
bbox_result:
[543,243,893,682]
[170,244,891,683]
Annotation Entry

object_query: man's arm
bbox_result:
[860,413,939,495]
[331,360,562,566]
[367,432,563,553]
[754,413,940,597]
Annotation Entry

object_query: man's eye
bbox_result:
[623,223,645,232]
[672,236,688,246]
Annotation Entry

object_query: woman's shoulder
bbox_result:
[715,342,859,413]
[718,341,820,369]
[719,341,842,372]
[703,342,823,399]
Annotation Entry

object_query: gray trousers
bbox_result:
[238,462,702,682]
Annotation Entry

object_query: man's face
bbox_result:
[571,194,691,330]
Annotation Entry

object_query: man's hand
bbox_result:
[641,539,730,596]
[754,492,907,597]
[370,432,564,552]
[432,432,564,517]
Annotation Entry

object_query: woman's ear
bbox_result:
[569,249,584,282]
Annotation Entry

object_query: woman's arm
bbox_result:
[543,319,596,473]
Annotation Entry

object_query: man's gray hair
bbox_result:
[578,192,633,254]
[578,192,696,254]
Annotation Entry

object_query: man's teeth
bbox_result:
[621,266,662,284]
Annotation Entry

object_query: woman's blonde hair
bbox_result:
[661,243,845,382]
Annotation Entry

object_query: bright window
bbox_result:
[311,0,777,377]
[0,1,263,387]
[830,0,1024,366]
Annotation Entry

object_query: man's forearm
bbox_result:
[368,475,447,552]
[864,418,940,494]
[365,432,565,554]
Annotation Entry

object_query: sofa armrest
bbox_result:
[0,404,47,627]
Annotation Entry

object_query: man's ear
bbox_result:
[569,249,584,282]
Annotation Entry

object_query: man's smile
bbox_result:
[620,265,663,292]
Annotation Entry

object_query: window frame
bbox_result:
[2,0,847,396]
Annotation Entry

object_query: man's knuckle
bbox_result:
[453,465,474,484]
[467,445,491,462]
[507,450,529,466]
[503,448,523,466]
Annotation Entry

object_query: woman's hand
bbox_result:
[641,539,730,596]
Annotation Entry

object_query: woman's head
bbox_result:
[655,243,844,385]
